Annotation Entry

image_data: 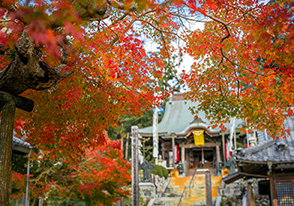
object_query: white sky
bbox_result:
[143,21,205,75]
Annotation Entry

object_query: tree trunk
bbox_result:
[0,30,71,96]
[0,101,16,206]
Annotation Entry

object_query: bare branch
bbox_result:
[106,0,137,11]
[227,7,258,25]
[0,19,11,23]
[220,48,263,75]
[136,18,184,41]
[166,10,207,23]
[205,13,231,43]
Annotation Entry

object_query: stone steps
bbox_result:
[153,197,180,206]
[153,197,213,206]
[152,175,222,206]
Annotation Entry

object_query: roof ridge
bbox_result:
[240,139,276,156]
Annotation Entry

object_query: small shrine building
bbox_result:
[223,116,294,206]
[139,93,246,176]
[13,136,32,155]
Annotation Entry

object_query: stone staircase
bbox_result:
[153,175,222,206]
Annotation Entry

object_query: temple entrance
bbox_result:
[186,147,216,176]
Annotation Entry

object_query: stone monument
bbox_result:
[138,160,157,182]
[138,160,157,199]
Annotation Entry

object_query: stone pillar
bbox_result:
[131,126,139,206]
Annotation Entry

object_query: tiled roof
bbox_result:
[236,117,294,164]
[139,93,244,137]
[12,134,32,155]
[13,136,31,149]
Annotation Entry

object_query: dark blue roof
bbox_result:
[236,117,294,164]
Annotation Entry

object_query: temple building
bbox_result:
[139,93,247,176]
[13,136,32,155]
[223,116,294,206]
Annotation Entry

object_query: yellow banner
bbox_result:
[193,130,205,146]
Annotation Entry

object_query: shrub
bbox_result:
[151,165,168,179]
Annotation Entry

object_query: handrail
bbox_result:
[177,166,198,206]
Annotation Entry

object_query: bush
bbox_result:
[151,165,168,179]
[236,142,245,149]
[220,195,241,206]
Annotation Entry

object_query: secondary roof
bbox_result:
[236,117,294,164]
[13,135,32,155]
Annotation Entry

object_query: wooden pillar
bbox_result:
[216,145,220,174]
[247,182,251,206]
[247,182,255,206]
[222,133,225,162]
[161,143,165,160]
[131,126,139,206]
[185,149,189,171]
[201,146,204,164]
[0,102,16,206]
[181,145,185,175]
[205,171,212,206]
[0,92,34,206]
[270,170,277,206]
[172,135,175,168]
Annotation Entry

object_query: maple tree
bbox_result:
[182,0,294,137]
[11,140,130,206]
[0,0,293,204]
[0,0,181,204]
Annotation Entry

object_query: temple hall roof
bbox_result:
[139,93,244,138]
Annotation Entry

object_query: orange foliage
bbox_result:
[1,0,293,201]
[182,0,294,137]
[12,140,131,204]
[0,0,179,202]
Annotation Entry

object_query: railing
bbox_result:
[177,166,198,206]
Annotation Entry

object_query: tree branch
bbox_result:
[106,0,137,11]
[205,13,231,43]
[220,48,263,75]
[0,29,74,94]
